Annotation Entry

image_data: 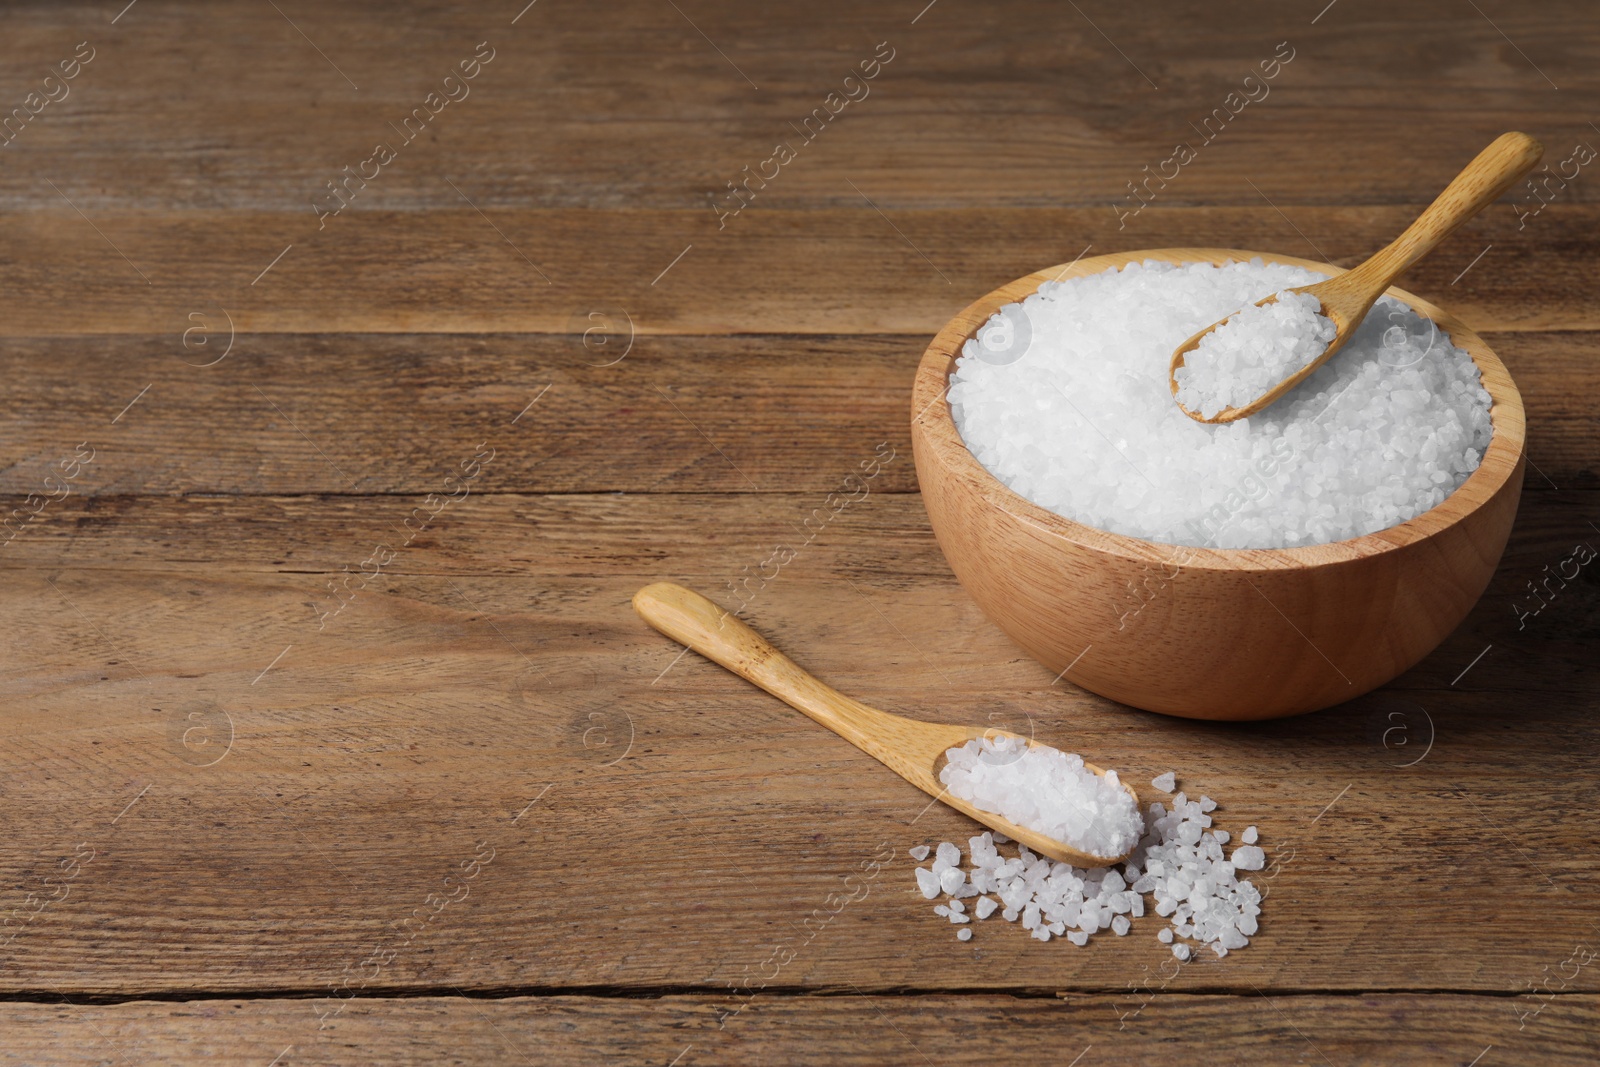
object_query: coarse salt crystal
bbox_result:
[909,845,931,862]
[1231,845,1265,871]
[1174,289,1336,419]
[950,260,1492,549]
[911,793,1265,962]
[939,736,1143,860]
[1151,772,1176,793]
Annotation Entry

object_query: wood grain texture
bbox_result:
[0,489,1591,690]
[0,493,1595,998]
[0,206,1595,337]
[2,0,1596,1060]
[0,328,1592,496]
[1,993,1597,1066]
[0,0,1595,213]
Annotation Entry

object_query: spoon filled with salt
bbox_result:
[633,582,1143,866]
[1168,131,1542,424]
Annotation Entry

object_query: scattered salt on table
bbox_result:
[912,785,1263,959]
[1231,845,1265,871]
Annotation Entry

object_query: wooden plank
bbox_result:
[0,332,916,496]
[0,329,1592,495]
[0,490,1592,696]
[0,0,1594,213]
[0,485,1592,674]
[0,993,1596,1065]
[0,493,1595,995]
[0,207,1591,336]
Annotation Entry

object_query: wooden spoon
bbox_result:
[632,581,1142,866]
[1169,131,1543,424]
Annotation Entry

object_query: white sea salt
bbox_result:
[912,788,1263,960]
[1174,290,1336,419]
[939,735,1143,861]
[949,259,1493,549]
[957,927,973,941]
[909,845,931,862]
[1152,772,1176,793]
[1231,845,1265,871]
[1241,825,1258,844]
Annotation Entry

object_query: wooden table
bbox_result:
[2,1,1596,1062]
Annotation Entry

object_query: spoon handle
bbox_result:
[1348,131,1541,290]
[632,581,901,747]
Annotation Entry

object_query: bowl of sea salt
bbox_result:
[910,248,1525,719]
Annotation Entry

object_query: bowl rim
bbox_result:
[912,247,1527,572]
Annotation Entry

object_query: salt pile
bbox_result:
[1173,289,1336,418]
[913,784,1262,959]
[949,259,1493,548]
[939,736,1143,861]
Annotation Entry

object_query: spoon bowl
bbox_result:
[1170,131,1542,424]
[633,581,1141,867]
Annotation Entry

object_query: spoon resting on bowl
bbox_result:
[632,582,1142,866]
[1169,131,1543,424]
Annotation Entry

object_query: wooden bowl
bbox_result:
[911,248,1525,720]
